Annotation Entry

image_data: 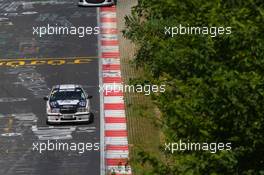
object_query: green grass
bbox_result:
[116,1,161,173]
[121,60,161,174]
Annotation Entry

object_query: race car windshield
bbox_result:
[50,88,86,101]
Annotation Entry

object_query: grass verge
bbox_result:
[116,1,162,174]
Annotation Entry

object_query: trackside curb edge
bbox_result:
[99,6,132,175]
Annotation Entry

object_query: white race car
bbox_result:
[78,0,116,7]
[44,84,92,124]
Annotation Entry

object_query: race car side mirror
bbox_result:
[87,95,93,99]
[43,97,49,101]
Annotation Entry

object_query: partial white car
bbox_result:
[44,84,92,124]
[78,0,116,7]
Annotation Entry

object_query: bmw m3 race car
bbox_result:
[78,0,116,7]
[44,84,92,124]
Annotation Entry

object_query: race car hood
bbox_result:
[56,100,80,106]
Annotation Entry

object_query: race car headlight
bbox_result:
[77,107,88,112]
[50,108,60,113]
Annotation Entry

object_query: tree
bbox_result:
[124,0,264,174]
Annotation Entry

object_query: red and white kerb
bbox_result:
[100,6,132,175]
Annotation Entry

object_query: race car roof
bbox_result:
[53,84,81,90]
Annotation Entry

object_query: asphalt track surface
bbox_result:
[0,1,100,175]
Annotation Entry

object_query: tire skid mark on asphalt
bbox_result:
[32,125,76,140]
[0,0,74,12]
[31,125,97,140]
[3,148,33,175]
[5,66,50,97]
[71,11,97,18]
[76,126,96,133]
[0,16,12,26]
[0,0,74,28]
[19,38,39,56]
[13,113,38,122]
[0,113,37,137]
[3,2,20,12]
[36,13,73,27]
[0,97,27,103]
[4,60,92,96]
[22,0,74,6]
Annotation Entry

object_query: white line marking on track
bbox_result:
[105,123,127,130]
[103,71,121,77]
[105,110,126,117]
[101,22,117,28]
[104,96,124,104]
[102,58,120,64]
[105,137,128,145]
[106,150,129,158]
[101,34,119,40]
[101,46,119,52]
[100,12,116,18]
